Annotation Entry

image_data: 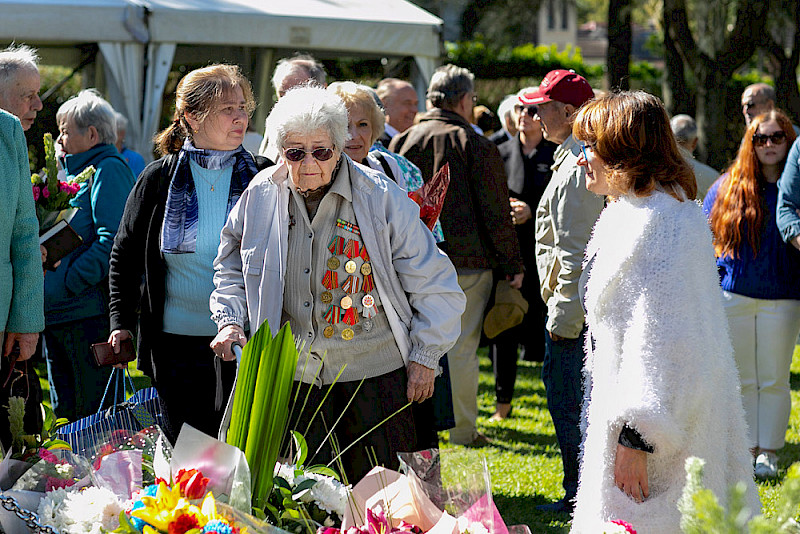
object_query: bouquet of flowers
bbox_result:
[29,133,94,232]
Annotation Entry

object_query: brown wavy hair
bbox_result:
[709,109,796,258]
[572,91,697,201]
[154,64,255,156]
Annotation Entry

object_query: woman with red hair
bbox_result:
[703,109,800,480]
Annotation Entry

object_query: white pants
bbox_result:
[448,270,493,445]
[723,291,800,450]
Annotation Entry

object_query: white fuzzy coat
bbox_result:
[571,191,760,533]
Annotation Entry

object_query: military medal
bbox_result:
[341,328,355,340]
[360,262,372,276]
[344,239,360,259]
[328,235,345,255]
[362,319,373,332]
[322,269,338,290]
[326,257,340,270]
[342,307,359,325]
[342,275,361,294]
[340,295,353,309]
[336,218,361,236]
[362,273,375,293]
[323,325,334,338]
[344,260,357,274]
[321,291,333,304]
[362,294,377,319]
[324,305,341,324]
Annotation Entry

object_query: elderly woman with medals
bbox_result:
[210,85,466,482]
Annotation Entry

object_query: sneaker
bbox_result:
[754,451,778,479]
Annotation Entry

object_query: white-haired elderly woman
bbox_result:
[210,86,465,482]
[43,89,136,421]
[328,81,444,243]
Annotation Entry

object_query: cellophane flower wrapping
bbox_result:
[397,448,506,534]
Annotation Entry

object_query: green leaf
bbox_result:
[305,465,340,481]
[293,478,316,495]
[292,430,308,468]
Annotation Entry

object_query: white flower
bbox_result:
[456,516,490,534]
[37,486,124,534]
[55,463,74,478]
[601,522,633,534]
[275,463,351,518]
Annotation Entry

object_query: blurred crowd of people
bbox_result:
[3,40,800,531]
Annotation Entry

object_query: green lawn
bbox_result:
[35,346,800,531]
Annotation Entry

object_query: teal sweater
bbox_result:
[0,110,44,333]
[44,143,135,324]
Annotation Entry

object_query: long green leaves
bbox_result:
[226,320,300,508]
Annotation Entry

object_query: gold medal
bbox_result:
[360,262,372,276]
[340,295,353,309]
[344,260,357,274]
[342,328,354,340]
[327,257,340,270]
[323,325,334,338]
[321,291,333,304]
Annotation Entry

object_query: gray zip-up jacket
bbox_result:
[210,155,465,370]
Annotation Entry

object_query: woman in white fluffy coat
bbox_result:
[570,92,760,533]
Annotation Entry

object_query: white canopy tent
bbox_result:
[1,0,443,158]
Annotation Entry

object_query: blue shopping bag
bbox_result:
[56,368,172,457]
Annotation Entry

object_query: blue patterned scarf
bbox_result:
[160,139,258,254]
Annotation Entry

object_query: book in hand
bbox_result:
[39,220,82,271]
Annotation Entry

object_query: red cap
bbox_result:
[521,70,593,108]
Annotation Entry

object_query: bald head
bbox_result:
[272,54,326,98]
[377,78,418,134]
[741,83,776,127]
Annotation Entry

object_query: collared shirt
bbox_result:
[384,123,400,139]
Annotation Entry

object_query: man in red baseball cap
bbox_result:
[528,70,603,514]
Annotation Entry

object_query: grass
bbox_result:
[436,345,800,532]
[34,345,800,531]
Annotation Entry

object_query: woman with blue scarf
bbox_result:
[107,65,273,439]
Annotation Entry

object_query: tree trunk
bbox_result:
[607,0,633,91]
[695,66,730,170]
[662,8,694,116]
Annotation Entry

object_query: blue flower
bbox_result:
[203,519,234,533]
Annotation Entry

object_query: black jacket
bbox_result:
[108,153,272,378]
[390,109,523,275]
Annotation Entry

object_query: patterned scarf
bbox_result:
[160,139,258,253]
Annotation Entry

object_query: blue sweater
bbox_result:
[44,143,135,324]
[0,110,44,333]
[703,175,800,300]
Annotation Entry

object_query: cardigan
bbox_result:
[45,143,135,325]
[0,110,44,334]
[108,152,272,378]
[703,176,800,300]
[572,190,759,533]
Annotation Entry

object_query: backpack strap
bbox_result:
[373,152,397,183]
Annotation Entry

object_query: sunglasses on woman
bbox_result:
[752,131,787,147]
[515,105,537,117]
[283,147,335,162]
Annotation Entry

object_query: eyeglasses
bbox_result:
[752,131,787,147]
[515,105,537,117]
[283,147,335,162]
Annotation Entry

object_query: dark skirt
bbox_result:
[287,366,417,484]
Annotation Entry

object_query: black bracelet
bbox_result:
[618,424,654,453]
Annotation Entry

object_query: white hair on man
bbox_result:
[670,114,698,151]
[272,54,326,97]
[0,44,39,88]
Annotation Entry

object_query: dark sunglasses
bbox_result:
[515,105,537,117]
[752,130,787,147]
[283,147,335,162]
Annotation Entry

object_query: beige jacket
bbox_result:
[534,135,605,339]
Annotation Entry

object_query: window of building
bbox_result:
[548,0,556,30]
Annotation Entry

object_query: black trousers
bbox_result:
[287,366,417,484]
[151,332,236,441]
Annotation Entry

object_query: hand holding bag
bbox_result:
[56,368,172,457]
